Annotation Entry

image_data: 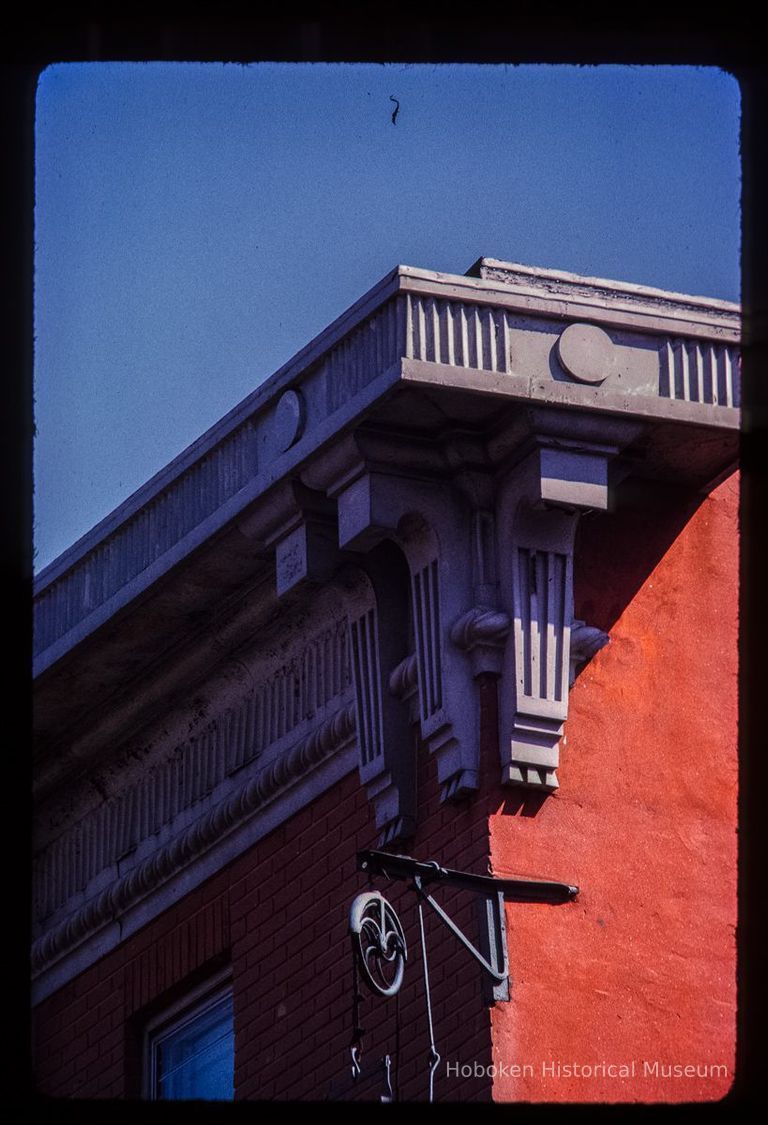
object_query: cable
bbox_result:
[350,950,364,1081]
[416,880,441,1103]
[394,983,401,1101]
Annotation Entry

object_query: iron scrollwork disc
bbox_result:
[349,891,407,997]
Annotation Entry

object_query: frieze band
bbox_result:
[31,702,356,975]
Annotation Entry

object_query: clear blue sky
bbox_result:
[34,63,741,572]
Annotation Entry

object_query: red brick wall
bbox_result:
[33,886,231,1099]
[33,715,499,1102]
[489,472,739,1102]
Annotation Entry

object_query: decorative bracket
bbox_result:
[495,418,639,791]
[570,619,610,686]
[239,478,338,597]
[303,430,486,804]
[344,565,416,847]
[354,850,578,1003]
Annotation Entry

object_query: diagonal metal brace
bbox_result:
[412,874,508,984]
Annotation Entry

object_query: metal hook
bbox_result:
[428,1047,441,1103]
[381,1054,394,1102]
[351,1044,362,1080]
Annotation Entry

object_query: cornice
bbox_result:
[34,260,740,696]
[31,702,356,977]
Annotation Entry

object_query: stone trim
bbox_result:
[32,744,358,1006]
[400,358,741,431]
[495,431,633,792]
[31,703,356,978]
[450,607,511,678]
[34,618,351,926]
[466,257,740,321]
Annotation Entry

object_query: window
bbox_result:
[145,973,234,1100]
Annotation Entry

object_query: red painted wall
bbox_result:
[489,472,738,1102]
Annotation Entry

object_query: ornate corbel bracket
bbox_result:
[497,432,623,792]
[504,515,576,791]
[343,565,417,848]
[303,431,482,804]
[257,480,338,597]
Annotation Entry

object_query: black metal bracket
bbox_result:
[357,850,578,1002]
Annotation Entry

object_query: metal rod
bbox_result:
[358,849,578,903]
[415,879,440,1103]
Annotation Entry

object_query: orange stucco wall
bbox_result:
[489,472,738,1102]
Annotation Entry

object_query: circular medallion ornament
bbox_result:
[556,323,615,384]
[274,389,305,451]
[349,891,407,997]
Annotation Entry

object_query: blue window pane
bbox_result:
[155,993,234,1100]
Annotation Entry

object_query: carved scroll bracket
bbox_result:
[495,428,629,792]
[389,652,419,723]
[303,432,483,805]
[343,563,416,848]
[450,607,511,678]
[570,620,610,686]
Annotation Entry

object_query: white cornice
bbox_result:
[33,260,741,681]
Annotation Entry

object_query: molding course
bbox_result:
[34,618,350,927]
[31,702,356,976]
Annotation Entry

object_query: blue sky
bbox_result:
[33,63,741,571]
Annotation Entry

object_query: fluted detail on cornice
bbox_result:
[31,703,356,976]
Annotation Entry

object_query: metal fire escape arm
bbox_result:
[357,849,579,903]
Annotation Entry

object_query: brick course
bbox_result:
[33,712,496,1102]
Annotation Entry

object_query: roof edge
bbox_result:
[465,256,741,315]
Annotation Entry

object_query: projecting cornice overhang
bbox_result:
[33,258,739,748]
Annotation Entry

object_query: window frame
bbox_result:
[142,968,234,1101]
